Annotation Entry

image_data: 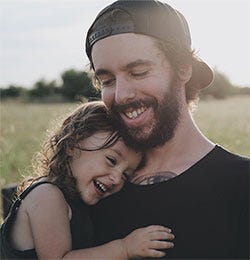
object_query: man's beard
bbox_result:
[110,81,181,150]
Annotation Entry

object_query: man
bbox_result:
[85,0,249,259]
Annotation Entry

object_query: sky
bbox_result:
[0,0,250,88]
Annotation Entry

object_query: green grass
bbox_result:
[0,96,250,219]
[0,102,79,187]
[193,96,250,157]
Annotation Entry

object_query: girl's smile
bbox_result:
[69,131,142,205]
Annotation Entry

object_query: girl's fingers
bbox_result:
[149,231,175,241]
[149,240,174,249]
[146,249,166,258]
[146,225,172,233]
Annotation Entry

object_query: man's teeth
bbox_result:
[125,107,146,119]
[94,180,107,193]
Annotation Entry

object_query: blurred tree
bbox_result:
[0,85,26,99]
[29,79,59,99]
[60,69,100,101]
[231,86,250,95]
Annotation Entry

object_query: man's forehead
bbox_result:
[91,33,159,69]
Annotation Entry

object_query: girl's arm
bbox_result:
[23,184,73,259]
[63,225,174,259]
[24,184,174,259]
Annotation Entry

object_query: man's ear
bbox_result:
[178,65,192,83]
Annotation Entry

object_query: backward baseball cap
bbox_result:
[86,0,213,89]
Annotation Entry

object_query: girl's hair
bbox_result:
[17,101,120,198]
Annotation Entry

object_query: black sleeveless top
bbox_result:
[0,181,94,259]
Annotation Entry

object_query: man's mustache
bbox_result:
[111,97,158,114]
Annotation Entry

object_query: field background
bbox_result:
[0,96,250,219]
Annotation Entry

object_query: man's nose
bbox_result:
[115,77,136,104]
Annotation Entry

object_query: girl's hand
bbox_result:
[121,225,174,258]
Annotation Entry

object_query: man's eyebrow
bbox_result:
[95,59,154,77]
[95,69,111,78]
[123,59,154,70]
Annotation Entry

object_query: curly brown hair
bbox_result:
[17,101,121,198]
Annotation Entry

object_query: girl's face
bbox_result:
[69,131,142,205]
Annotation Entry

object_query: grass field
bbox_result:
[0,96,250,218]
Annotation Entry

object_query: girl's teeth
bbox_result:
[94,180,107,193]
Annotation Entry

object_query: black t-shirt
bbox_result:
[92,146,249,259]
[0,181,94,259]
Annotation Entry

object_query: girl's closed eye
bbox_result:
[106,156,117,166]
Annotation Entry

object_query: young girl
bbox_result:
[0,101,174,259]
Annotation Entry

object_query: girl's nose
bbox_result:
[109,170,123,186]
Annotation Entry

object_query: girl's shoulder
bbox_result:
[2,181,72,256]
[21,182,70,213]
[22,182,64,200]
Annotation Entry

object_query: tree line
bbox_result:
[0,69,100,102]
[1,68,249,102]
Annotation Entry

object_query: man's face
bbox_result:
[91,33,182,149]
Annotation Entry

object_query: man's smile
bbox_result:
[123,106,146,119]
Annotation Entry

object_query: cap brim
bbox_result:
[194,59,214,89]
